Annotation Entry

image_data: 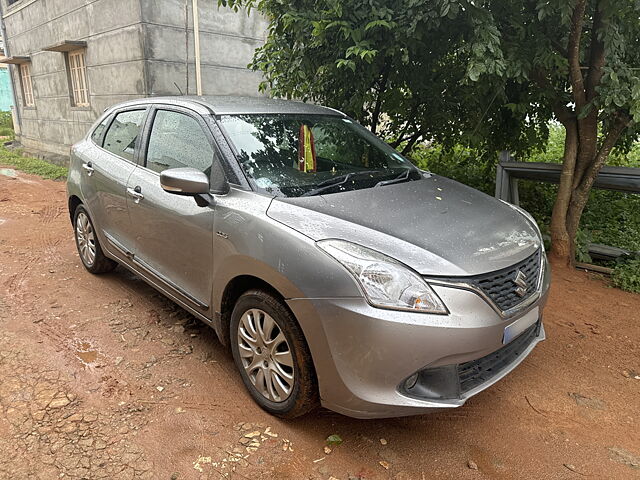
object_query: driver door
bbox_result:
[126,106,217,313]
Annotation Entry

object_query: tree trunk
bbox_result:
[549,121,578,260]
[548,112,631,265]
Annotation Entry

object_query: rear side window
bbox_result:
[103,109,146,162]
[145,110,213,174]
[90,116,111,146]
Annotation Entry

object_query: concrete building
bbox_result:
[0,0,267,157]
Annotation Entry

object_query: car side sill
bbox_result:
[132,257,209,310]
[103,232,209,311]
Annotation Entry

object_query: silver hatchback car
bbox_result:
[67,96,550,418]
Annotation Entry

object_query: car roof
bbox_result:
[109,95,346,117]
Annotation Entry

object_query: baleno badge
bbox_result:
[513,270,528,297]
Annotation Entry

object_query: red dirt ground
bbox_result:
[0,167,639,479]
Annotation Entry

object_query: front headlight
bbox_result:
[317,239,448,314]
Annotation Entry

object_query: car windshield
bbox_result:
[219,114,419,197]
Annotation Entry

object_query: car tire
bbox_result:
[230,289,318,418]
[73,205,117,274]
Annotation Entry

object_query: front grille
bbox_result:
[470,249,542,312]
[458,321,540,394]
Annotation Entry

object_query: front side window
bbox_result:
[67,49,89,106]
[145,110,214,175]
[219,114,418,197]
[103,110,146,162]
[19,63,34,107]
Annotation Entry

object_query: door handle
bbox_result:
[126,186,144,203]
[82,162,94,176]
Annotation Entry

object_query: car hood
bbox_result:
[266,174,541,276]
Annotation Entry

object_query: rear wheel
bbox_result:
[73,205,117,274]
[230,289,318,418]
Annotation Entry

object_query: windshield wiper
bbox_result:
[374,168,414,188]
[300,170,381,197]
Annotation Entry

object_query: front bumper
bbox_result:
[287,282,548,419]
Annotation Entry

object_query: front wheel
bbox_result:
[73,205,117,274]
[230,289,318,418]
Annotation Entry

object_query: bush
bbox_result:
[611,259,640,293]
[411,144,497,195]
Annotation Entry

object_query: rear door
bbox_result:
[81,107,148,258]
[126,106,217,312]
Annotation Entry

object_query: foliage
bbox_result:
[220,0,640,152]
[611,259,640,294]
[411,144,497,194]
[574,229,593,264]
[0,147,68,180]
[0,111,14,138]
[0,111,13,130]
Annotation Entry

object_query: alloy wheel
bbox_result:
[75,211,96,266]
[236,308,295,402]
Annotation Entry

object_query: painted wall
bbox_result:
[0,67,13,111]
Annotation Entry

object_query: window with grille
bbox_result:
[19,63,34,107]
[67,50,89,106]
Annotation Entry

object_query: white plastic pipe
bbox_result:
[192,0,202,95]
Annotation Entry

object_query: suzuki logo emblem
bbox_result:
[513,270,528,297]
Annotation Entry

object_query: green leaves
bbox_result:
[326,434,343,446]
[220,0,639,159]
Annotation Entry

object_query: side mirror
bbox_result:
[160,168,210,195]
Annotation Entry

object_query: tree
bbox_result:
[219,0,640,263]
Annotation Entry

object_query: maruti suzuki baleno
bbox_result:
[67,96,550,418]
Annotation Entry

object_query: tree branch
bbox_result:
[577,111,633,193]
[568,0,588,110]
[400,131,424,155]
[371,63,391,134]
[586,0,606,102]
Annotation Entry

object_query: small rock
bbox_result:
[156,386,164,392]
[244,430,261,438]
[115,357,124,366]
[609,446,640,469]
[468,460,478,470]
[324,446,332,455]
[379,460,390,470]
[380,438,388,445]
[48,397,70,409]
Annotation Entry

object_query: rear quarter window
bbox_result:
[90,116,111,147]
[102,109,146,162]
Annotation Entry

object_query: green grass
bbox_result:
[0,146,68,180]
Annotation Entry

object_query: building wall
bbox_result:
[1,0,266,157]
[2,0,148,155]
[140,0,268,97]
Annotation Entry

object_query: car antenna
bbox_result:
[174,82,184,96]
